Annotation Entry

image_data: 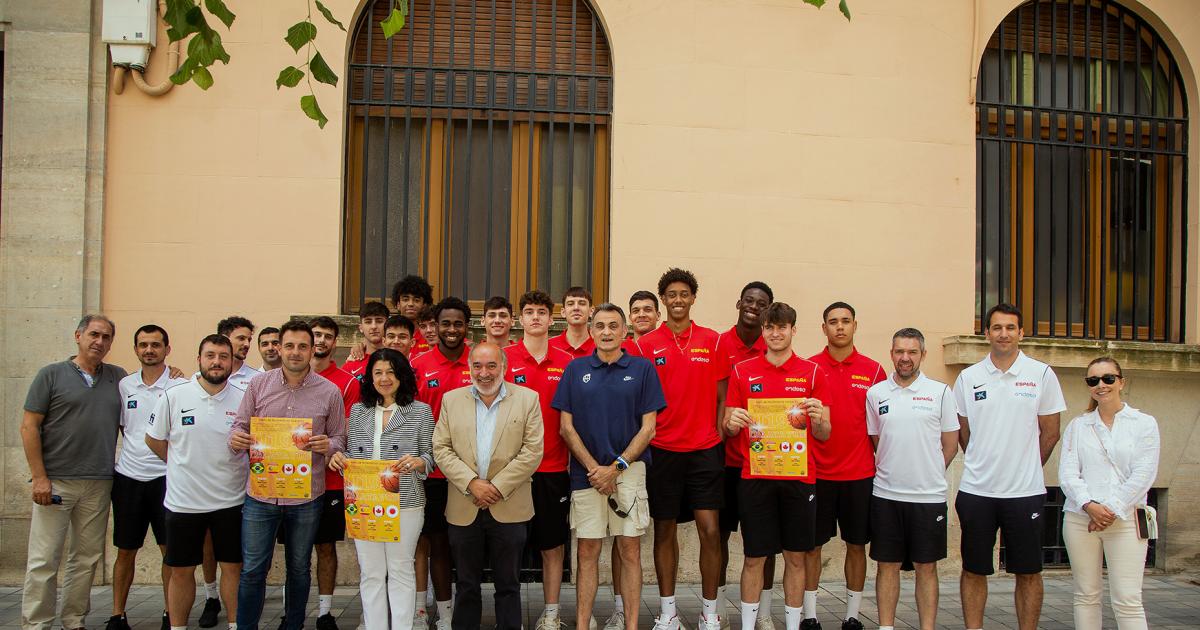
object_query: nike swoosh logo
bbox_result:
[972,383,985,389]
[181,408,195,414]
[126,393,136,398]
[654,348,667,355]
[748,376,763,382]
[510,367,525,372]
[425,371,439,377]
[878,399,889,404]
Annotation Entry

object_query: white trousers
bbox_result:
[354,508,425,630]
[1062,511,1149,630]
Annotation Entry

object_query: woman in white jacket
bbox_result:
[1058,357,1159,630]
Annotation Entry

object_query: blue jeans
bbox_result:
[237,496,323,630]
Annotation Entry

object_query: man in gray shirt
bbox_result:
[20,314,128,630]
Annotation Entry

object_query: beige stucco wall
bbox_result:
[2,0,1199,585]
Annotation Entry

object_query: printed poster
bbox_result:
[248,417,313,499]
[746,398,809,478]
[344,459,402,542]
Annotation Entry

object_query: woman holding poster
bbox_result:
[329,349,434,630]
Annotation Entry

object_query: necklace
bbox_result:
[672,322,693,353]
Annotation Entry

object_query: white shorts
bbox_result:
[569,461,650,539]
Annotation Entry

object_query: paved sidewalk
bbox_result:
[0,574,1197,629]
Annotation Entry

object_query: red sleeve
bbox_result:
[726,367,747,409]
[342,378,361,415]
[714,338,731,381]
[811,365,833,407]
[871,362,886,386]
[628,337,645,358]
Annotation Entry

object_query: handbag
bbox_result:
[1089,423,1157,540]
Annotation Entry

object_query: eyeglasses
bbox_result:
[1084,374,1121,387]
[606,482,631,519]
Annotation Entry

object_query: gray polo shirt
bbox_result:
[24,357,128,479]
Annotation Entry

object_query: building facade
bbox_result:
[1,0,1198,584]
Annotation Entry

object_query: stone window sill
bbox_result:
[942,335,1200,373]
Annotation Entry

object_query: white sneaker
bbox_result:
[602,611,624,630]
[652,615,683,630]
[696,614,721,630]
[588,617,597,630]
[413,610,429,629]
[754,617,777,630]
[534,613,564,630]
[434,618,452,630]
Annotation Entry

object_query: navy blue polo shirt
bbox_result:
[552,350,667,491]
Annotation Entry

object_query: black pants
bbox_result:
[447,510,528,630]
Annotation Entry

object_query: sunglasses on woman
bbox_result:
[1084,374,1121,387]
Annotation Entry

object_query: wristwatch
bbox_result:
[614,456,629,472]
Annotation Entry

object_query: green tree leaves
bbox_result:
[381,1,409,39]
[300,94,328,128]
[276,66,305,89]
[802,0,852,20]
[285,20,318,52]
[163,0,234,89]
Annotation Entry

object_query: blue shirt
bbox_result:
[473,383,509,479]
[552,350,666,490]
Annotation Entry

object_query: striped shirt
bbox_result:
[346,401,436,509]
[231,367,346,505]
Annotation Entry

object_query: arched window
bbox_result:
[976,0,1187,341]
[343,0,612,310]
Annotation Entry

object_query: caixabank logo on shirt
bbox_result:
[514,374,527,384]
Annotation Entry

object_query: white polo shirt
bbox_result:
[866,372,959,503]
[228,362,262,390]
[953,351,1067,498]
[116,370,190,481]
[147,377,248,513]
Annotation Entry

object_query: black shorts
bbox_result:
[164,505,242,567]
[719,467,742,533]
[956,491,1046,575]
[647,443,724,520]
[422,478,450,535]
[868,496,947,565]
[111,472,167,550]
[313,490,346,544]
[738,479,816,556]
[814,477,873,546]
[530,472,570,550]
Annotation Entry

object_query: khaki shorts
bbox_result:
[570,461,650,539]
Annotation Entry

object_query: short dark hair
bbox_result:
[892,327,926,350]
[563,286,592,304]
[360,301,390,320]
[391,274,434,306]
[519,290,555,312]
[217,316,255,337]
[628,290,659,311]
[359,349,417,408]
[763,302,798,327]
[433,296,472,322]
[384,314,415,335]
[415,305,435,323]
[657,267,698,296]
[740,281,774,303]
[483,296,513,315]
[258,326,280,341]
[593,303,627,323]
[985,303,1023,329]
[822,301,856,322]
[309,316,339,338]
[198,333,233,355]
[279,319,314,343]
[76,314,116,336]
[134,324,170,347]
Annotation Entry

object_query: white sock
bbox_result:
[614,594,624,611]
[204,581,219,600]
[172,626,187,630]
[702,597,718,619]
[740,602,759,630]
[437,600,452,620]
[415,591,427,613]
[758,590,773,620]
[802,590,818,620]
[228,624,237,630]
[784,606,803,630]
[319,594,333,617]
[660,596,677,619]
[544,604,560,618]
[845,590,862,621]
[878,627,894,630]
[281,584,286,604]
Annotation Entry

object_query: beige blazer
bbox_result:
[432,383,544,526]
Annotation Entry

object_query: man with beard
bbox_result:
[483,296,515,347]
[550,287,596,359]
[229,320,346,630]
[258,328,282,371]
[218,316,261,390]
[433,342,543,630]
[716,282,775,629]
[865,329,959,630]
[108,325,189,630]
[410,298,475,629]
[146,334,247,630]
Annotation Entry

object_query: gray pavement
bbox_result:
[0,574,1197,630]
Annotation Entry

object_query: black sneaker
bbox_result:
[161,612,170,630]
[839,619,863,630]
[316,614,339,630]
[198,598,222,628]
[277,616,287,630]
[799,620,822,630]
[105,614,131,630]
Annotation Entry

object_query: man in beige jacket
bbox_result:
[432,342,544,630]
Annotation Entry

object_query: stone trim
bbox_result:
[942,335,1200,372]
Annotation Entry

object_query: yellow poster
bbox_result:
[344,459,402,542]
[248,417,314,499]
[746,398,809,478]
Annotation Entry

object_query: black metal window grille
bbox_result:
[976,0,1188,342]
[343,0,612,312]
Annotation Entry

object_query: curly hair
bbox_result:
[657,267,698,296]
